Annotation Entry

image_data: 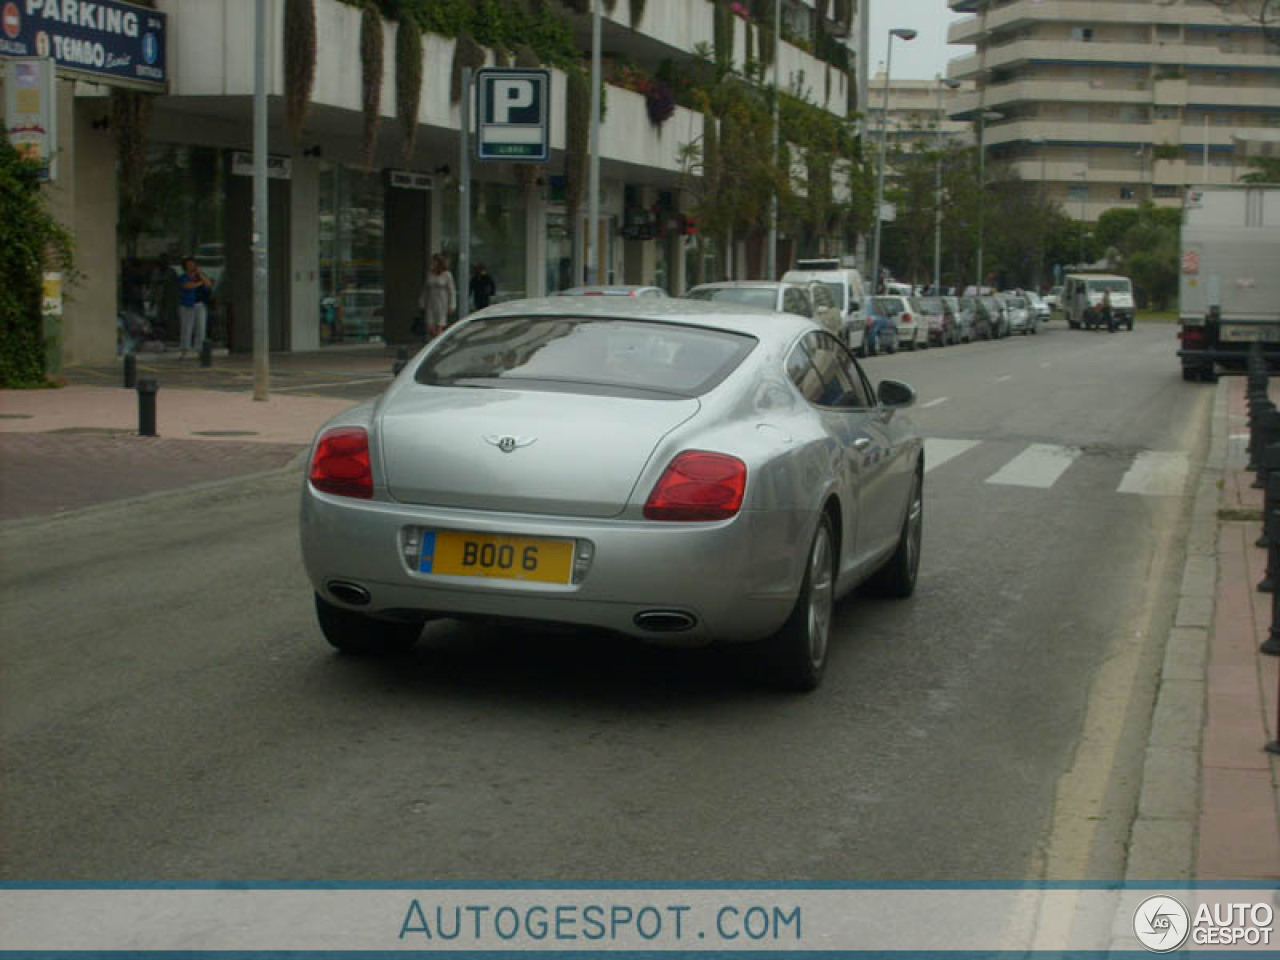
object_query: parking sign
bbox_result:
[476,69,550,162]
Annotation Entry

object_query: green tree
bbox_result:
[1241,156,1280,183]
[0,139,75,387]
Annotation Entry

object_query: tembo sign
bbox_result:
[0,0,167,90]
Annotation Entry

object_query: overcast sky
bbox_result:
[867,0,975,81]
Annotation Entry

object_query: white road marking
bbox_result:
[1117,451,1191,497]
[923,438,980,473]
[986,443,1081,488]
[997,375,1013,382]
[921,397,948,409]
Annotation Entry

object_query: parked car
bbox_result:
[1026,290,1052,324]
[999,293,1037,336]
[958,295,989,340]
[867,295,927,352]
[685,281,841,338]
[558,285,668,298]
[943,295,974,343]
[781,266,868,355]
[978,296,1008,339]
[1045,285,1063,312]
[912,296,957,347]
[300,297,924,691]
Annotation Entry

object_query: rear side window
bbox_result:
[782,288,811,317]
[417,317,756,399]
[787,333,873,409]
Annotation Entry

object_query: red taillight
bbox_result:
[902,312,913,325]
[644,450,747,522]
[1181,325,1205,344]
[309,426,373,499]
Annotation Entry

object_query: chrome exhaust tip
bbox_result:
[634,610,697,633]
[327,580,371,606]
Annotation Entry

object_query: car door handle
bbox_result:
[853,437,872,451]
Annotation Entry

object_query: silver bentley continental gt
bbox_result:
[300,297,923,691]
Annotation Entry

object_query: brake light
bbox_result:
[644,451,747,521]
[902,312,913,325]
[309,427,373,499]
[1180,325,1206,344]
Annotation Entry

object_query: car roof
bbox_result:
[687,281,800,290]
[471,295,818,340]
[557,285,664,296]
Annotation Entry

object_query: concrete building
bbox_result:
[946,0,1280,221]
[865,72,974,152]
[2,0,860,366]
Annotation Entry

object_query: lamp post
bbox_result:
[870,27,917,296]
[974,109,1003,294]
[767,0,780,280]
[933,76,961,294]
[1030,134,1047,290]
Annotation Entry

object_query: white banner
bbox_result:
[0,887,1276,953]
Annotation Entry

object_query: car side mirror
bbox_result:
[877,379,915,409]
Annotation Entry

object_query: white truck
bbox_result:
[1178,184,1280,382]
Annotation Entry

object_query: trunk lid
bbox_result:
[378,386,700,518]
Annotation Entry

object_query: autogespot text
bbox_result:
[399,900,803,945]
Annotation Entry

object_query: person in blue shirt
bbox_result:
[178,257,213,358]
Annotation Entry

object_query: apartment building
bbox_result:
[865,72,974,151]
[1,0,859,365]
[946,0,1280,222]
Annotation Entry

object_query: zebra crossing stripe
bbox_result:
[1117,451,1191,496]
[924,438,981,473]
[985,443,1081,488]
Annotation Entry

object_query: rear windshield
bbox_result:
[1088,279,1131,293]
[914,298,943,314]
[869,297,905,317]
[686,287,777,309]
[416,317,756,399]
[820,282,846,308]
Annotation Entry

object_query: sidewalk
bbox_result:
[0,350,387,523]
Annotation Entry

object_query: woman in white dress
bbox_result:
[419,253,456,338]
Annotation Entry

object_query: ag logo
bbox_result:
[1133,895,1190,952]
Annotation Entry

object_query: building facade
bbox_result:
[946,0,1280,221]
[2,0,862,366]
[865,72,973,153]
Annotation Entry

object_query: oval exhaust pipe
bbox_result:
[327,580,371,606]
[634,610,697,633]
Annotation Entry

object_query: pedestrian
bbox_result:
[1101,290,1114,333]
[419,253,457,339]
[178,256,213,359]
[470,262,496,312]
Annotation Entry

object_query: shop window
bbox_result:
[442,180,528,305]
[318,163,386,345]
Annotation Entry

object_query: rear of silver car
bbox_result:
[300,311,806,646]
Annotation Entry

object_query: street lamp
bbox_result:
[1029,134,1048,289]
[974,109,1003,294]
[870,27,917,295]
[933,76,961,295]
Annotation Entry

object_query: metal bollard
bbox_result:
[1267,491,1280,656]
[136,377,158,437]
[200,339,213,368]
[1264,469,1280,549]
[392,346,409,376]
[1253,413,1280,486]
[123,353,137,389]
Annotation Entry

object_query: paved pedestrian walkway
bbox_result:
[1196,374,1279,879]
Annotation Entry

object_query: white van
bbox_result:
[1063,274,1136,330]
[781,266,868,353]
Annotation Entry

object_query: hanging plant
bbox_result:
[360,3,384,169]
[564,66,590,232]
[713,0,734,73]
[284,0,317,143]
[629,0,646,27]
[755,0,775,67]
[513,44,543,194]
[451,32,486,103]
[395,17,423,164]
[645,80,676,129]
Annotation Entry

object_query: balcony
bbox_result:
[948,39,1280,80]
[981,119,1153,147]
[950,81,1151,116]
[946,0,1259,44]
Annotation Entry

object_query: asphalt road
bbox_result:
[0,321,1211,881]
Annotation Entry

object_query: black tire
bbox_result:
[764,513,836,692]
[1181,366,1199,382]
[868,467,923,598]
[315,593,423,655]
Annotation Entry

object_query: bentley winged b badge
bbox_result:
[483,435,537,454]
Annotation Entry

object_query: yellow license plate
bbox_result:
[419,531,574,584]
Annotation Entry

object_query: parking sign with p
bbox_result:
[476,68,550,162]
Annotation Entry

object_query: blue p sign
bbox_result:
[477,69,550,162]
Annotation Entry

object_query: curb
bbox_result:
[1123,379,1228,884]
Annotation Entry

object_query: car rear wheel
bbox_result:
[765,513,835,692]
[868,468,922,598]
[315,594,423,656]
